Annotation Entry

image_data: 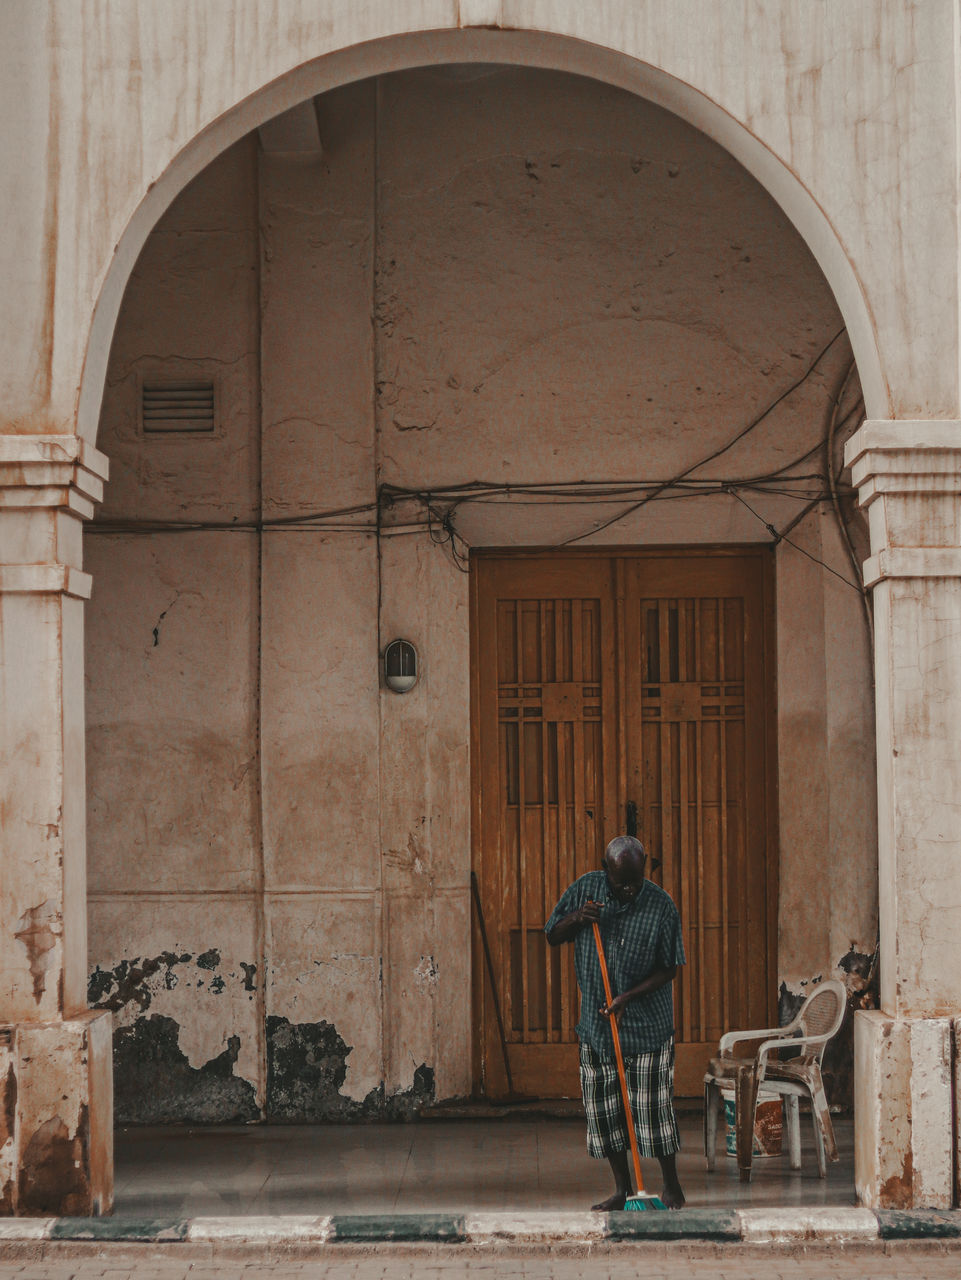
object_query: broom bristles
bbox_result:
[624,1193,666,1211]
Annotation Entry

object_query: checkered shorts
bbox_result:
[579,1037,680,1160]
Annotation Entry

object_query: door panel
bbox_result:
[471,551,775,1099]
[622,557,771,1094]
[472,558,618,1096]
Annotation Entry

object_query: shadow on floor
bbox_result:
[112,1112,855,1217]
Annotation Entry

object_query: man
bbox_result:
[546,835,685,1210]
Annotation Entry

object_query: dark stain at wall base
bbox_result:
[266,1016,435,1123]
[89,960,438,1124]
[113,1015,259,1124]
[18,1108,90,1216]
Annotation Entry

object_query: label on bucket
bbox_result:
[720,1092,783,1158]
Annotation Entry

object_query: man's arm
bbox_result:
[546,900,601,946]
[600,965,677,1019]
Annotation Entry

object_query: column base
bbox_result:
[0,1011,113,1216]
[855,1010,953,1209]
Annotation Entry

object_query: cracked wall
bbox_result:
[86,67,877,1120]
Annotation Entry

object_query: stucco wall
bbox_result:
[85,68,876,1120]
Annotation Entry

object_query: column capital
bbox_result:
[844,420,961,503]
[845,420,961,581]
[0,433,109,519]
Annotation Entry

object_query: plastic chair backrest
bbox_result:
[797,979,846,1048]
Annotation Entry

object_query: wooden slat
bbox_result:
[518,605,530,1045]
[615,559,628,845]
[688,600,706,1039]
[560,619,574,1038]
[718,598,732,1027]
[656,601,682,1035]
[539,600,553,1044]
[678,697,692,1043]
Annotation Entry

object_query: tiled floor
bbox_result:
[112,1113,855,1217]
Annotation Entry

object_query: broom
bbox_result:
[591,915,666,1210]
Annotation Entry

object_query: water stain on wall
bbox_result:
[17,1108,89,1216]
[14,900,60,1004]
[0,1062,17,1213]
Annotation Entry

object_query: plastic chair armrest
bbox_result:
[719,1026,786,1056]
[757,1030,835,1080]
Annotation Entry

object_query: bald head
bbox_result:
[603,835,647,903]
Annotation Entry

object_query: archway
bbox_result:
[77,29,884,451]
[84,50,876,1168]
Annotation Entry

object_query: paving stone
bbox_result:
[3,1255,961,1280]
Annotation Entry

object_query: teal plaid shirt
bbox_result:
[545,870,685,1059]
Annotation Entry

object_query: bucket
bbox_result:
[720,1088,783,1158]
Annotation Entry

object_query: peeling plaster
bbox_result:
[111,1015,258,1125]
[88,949,260,1113]
[414,955,439,990]
[880,1150,914,1209]
[386,831,430,879]
[266,1017,434,1122]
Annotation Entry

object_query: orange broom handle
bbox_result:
[592,915,646,1195]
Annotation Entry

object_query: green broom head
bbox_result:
[624,1193,666,1211]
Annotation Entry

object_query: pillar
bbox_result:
[846,420,961,1209]
[0,434,113,1216]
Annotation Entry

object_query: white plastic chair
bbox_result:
[703,979,847,1182]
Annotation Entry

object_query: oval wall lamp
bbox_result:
[383,638,419,693]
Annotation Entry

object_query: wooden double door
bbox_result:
[470,550,777,1098]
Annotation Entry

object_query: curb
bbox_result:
[1,1208,961,1246]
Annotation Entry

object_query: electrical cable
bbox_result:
[726,487,864,593]
[555,326,847,546]
[825,360,874,652]
[86,330,869,600]
[90,393,864,543]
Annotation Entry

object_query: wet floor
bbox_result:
[113,1112,854,1217]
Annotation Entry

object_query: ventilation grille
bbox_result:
[142,380,215,433]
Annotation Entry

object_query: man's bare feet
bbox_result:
[656,1153,685,1209]
[658,1182,686,1209]
[591,1190,628,1211]
[594,1152,633,1211]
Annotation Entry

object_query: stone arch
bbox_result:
[76,27,883,446]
